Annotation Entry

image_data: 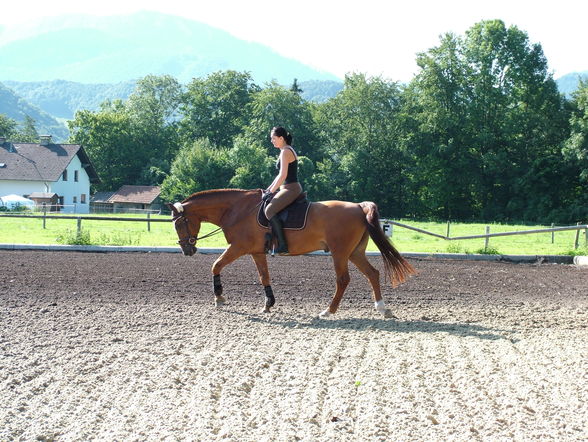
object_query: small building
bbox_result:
[0,135,100,214]
[28,192,59,211]
[90,185,162,214]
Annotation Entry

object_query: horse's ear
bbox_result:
[166,202,178,216]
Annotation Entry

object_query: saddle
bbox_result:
[257,192,311,230]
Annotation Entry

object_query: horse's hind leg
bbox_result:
[349,233,395,318]
[251,253,275,313]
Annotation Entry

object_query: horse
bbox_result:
[166,189,416,318]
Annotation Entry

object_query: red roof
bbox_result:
[108,185,161,204]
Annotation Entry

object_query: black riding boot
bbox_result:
[269,216,288,254]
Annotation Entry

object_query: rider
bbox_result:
[263,126,303,254]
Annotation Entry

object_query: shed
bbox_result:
[28,192,59,211]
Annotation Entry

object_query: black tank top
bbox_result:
[276,147,298,184]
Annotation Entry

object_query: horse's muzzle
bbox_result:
[180,243,197,256]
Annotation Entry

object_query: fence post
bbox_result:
[42,204,47,229]
[574,222,580,249]
[77,217,82,236]
[147,212,151,232]
[484,226,490,252]
[446,221,451,238]
[551,223,555,244]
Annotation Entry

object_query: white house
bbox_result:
[0,135,100,214]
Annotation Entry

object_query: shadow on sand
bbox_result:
[222,309,516,341]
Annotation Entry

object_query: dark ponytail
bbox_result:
[271,126,292,145]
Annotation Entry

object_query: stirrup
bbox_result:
[273,245,289,256]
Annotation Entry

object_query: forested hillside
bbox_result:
[4,80,136,119]
[556,71,588,97]
[0,83,68,139]
[0,11,339,85]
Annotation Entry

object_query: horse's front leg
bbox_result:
[251,253,274,313]
[211,246,242,307]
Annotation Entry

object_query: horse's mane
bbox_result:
[182,188,259,203]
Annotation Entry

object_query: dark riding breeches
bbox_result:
[264,182,303,219]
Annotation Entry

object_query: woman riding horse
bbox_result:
[263,126,303,254]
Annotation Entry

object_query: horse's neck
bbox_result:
[186,190,255,226]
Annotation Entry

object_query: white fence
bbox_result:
[381,220,588,250]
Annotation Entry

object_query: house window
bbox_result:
[73,196,77,204]
[81,194,86,204]
[62,169,68,181]
[74,170,79,182]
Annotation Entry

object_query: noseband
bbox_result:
[173,214,197,248]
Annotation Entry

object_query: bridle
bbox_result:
[172,194,264,248]
[173,213,223,248]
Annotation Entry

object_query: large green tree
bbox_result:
[125,75,183,184]
[160,138,234,202]
[180,70,258,148]
[68,101,143,191]
[243,82,320,161]
[407,20,568,221]
[313,73,409,214]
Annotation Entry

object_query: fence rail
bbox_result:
[2,213,587,250]
[382,220,588,250]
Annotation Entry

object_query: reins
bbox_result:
[174,192,265,246]
[194,226,223,241]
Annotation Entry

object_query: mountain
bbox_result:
[4,80,136,120]
[299,80,344,103]
[556,71,588,97]
[0,82,69,140]
[0,11,340,85]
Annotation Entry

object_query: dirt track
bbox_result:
[1,250,587,441]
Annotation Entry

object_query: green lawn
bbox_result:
[0,213,586,256]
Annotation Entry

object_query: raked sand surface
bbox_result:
[1,251,587,440]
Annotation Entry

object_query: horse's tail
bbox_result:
[359,201,416,287]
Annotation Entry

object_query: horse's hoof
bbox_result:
[215,295,227,307]
[382,308,397,319]
[262,306,271,313]
[318,309,332,319]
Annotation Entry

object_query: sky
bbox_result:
[1,0,586,82]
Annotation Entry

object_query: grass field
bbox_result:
[0,213,586,256]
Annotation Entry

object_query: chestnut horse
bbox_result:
[167,189,415,318]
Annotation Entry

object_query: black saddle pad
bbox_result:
[258,194,311,230]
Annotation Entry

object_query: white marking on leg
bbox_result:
[319,309,331,318]
[375,300,386,313]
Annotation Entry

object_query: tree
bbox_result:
[407,20,568,221]
[180,71,259,148]
[0,114,17,138]
[227,136,274,190]
[244,82,320,160]
[160,138,233,202]
[125,75,184,184]
[290,78,303,94]
[313,73,409,214]
[17,115,39,142]
[68,101,143,191]
[564,80,588,183]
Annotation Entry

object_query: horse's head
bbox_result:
[167,202,200,256]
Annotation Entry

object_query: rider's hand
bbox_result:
[262,190,273,202]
